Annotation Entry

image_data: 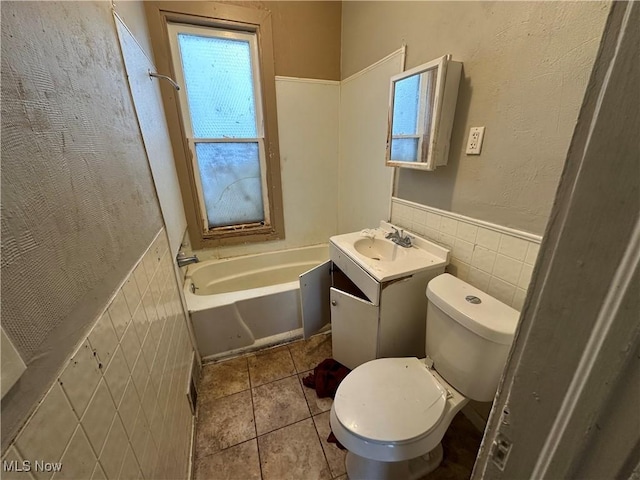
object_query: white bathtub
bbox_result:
[184,244,329,361]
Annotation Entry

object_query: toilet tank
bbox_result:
[425,274,519,402]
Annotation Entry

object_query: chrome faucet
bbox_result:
[385,227,413,248]
[176,251,199,267]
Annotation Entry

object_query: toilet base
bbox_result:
[345,443,444,480]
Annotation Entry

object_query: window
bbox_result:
[146,3,284,248]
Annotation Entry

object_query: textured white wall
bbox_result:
[115,12,187,255]
[1,1,165,448]
[342,1,610,235]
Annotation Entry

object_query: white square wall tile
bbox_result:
[410,221,426,236]
[16,383,77,468]
[493,254,523,285]
[53,426,97,480]
[412,208,427,226]
[99,416,128,480]
[525,242,541,265]
[81,379,116,455]
[59,341,101,418]
[118,379,142,439]
[475,228,501,251]
[426,212,442,230]
[133,263,149,298]
[2,446,34,480]
[446,259,470,282]
[440,217,458,237]
[131,354,151,400]
[91,464,107,480]
[518,263,534,289]
[119,446,142,480]
[119,323,141,372]
[468,268,491,292]
[424,228,439,242]
[121,276,142,316]
[471,246,496,274]
[107,290,131,340]
[438,232,455,249]
[498,235,529,261]
[131,304,150,345]
[512,288,528,311]
[142,251,159,284]
[103,346,130,407]
[488,277,517,306]
[452,238,474,264]
[129,412,151,462]
[456,222,478,244]
[88,312,119,370]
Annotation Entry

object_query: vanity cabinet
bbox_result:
[300,242,446,370]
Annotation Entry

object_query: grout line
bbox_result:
[310,411,334,477]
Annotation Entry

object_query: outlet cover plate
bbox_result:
[466,126,485,155]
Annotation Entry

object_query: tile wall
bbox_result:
[391,198,542,311]
[2,230,195,480]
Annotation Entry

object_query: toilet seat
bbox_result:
[333,358,447,444]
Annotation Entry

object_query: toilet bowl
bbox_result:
[330,274,519,480]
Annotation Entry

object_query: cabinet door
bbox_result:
[330,287,378,370]
[300,260,332,339]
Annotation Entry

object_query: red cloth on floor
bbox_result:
[302,358,350,449]
[302,358,350,398]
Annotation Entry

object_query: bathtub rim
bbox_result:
[183,243,329,312]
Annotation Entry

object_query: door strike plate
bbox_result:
[490,433,512,471]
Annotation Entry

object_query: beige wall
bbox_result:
[123,1,342,81]
[342,1,610,235]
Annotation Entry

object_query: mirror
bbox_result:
[385,54,462,171]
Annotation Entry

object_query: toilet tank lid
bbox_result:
[426,274,519,345]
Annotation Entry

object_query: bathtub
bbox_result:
[184,244,329,361]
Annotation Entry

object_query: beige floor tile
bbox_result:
[313,411,346,478]
[195,390,255,458]
[253,376,310,435]
[298,371,333,416]
[194,439,261,480]
[199,357,250,402]
[288,333,333,373]
[248,346,296,387]
[258,418,331,480]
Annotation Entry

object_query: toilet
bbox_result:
[330,273,519,480]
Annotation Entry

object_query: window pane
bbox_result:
[392,74,420,135]
[178,33,257,138]
[390,138,419,162]
[195,143,264,228]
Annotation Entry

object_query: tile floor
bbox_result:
[193,333,482,480]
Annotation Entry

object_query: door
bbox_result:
[330,287,378,370]
[299,260,332,339]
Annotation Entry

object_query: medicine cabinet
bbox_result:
[385,54,462,171]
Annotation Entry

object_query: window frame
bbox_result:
[145,2,285,249]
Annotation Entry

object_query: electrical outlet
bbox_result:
[466,126,485,155]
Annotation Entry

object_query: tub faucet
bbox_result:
[176,251,199,267]
[385,227,413,248]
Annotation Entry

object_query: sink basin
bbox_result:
[330,223,450,282]
[353,238,407,261]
